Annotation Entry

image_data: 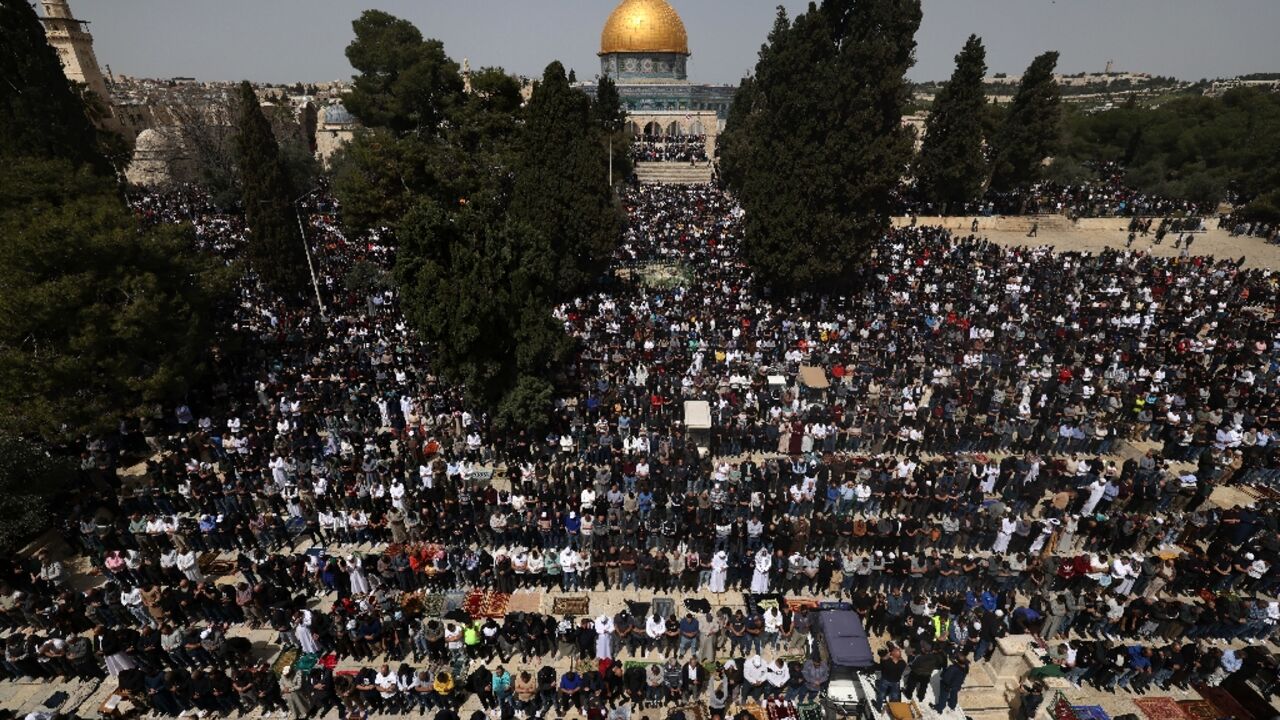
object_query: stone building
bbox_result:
[315,103,360,166]
[585,0,736,159]
[37,0,127,134]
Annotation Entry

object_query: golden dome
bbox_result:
[600,0,690,56]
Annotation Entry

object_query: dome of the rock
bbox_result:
[600,0,690,56]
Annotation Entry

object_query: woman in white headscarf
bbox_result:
[750,548,772,593]
[710,551,729,594]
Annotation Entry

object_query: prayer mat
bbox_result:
[798,703,824,720]
[746,593,785,613]
[506,591,543,614]
[787,598,820,612]
[198,552,235,577]
[552,595,590,616]
[462,590,510,618]
[271,648,299,677]
[419,593,445,617]
[1177,701,1217,720]
[1052,694,1075,720]
[463,590,486,618]
[677,704,707,720]
[627,600,651,617]
[1194,685,1253,720]
[1134,697,1191,720]
[445,591,467,612]
[684,598,712,613]
[480,592,510,618]
[1072,706,1110,720]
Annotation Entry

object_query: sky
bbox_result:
[68,0,1280,86]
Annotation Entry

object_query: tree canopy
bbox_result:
[510,62,621,297]
[343,9,465,136]
[915,35,989,211]
[0,0,225,443]
[234,81,309,296]
[719,0,922,295]
[0,434,75,553]
[1060,87,1280,216]
[0,0,111,174]
[990,51,1062,191]
[0,158,225,439]
[335,13,621,430]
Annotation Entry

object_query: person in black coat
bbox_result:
[933,654,969,712]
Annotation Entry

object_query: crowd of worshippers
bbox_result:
[0,182,1277,717]
[1220,212,1279,243]
[632,134,710,163]
[893,163,1214,219]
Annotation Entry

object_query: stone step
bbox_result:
[965,709,1016,720]
[957,688,1012,711]
[634,161,714,185]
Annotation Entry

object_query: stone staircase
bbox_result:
[634,161,714,185]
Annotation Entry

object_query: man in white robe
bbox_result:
[750,549,771,593]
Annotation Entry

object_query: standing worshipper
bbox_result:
[751,548,772,593]
[295,611,321,655]
[710,551,729,594]
[347,556,371,595]
[595,614,615,663]
[95,626,137,677]
[280,665,312,719]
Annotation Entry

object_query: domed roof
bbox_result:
[600,0,689,56]
[321,103,355,126]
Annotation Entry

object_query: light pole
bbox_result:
[294,187,328,321]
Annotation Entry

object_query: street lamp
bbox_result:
[294,187,328,321]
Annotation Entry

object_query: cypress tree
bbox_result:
[0,0,109,173]
[509,61,621,297]
[233,81,308,297]
[990,51,1062,191]
[720,0,922,294]
[593,75,627,133]
[916,35,989,211]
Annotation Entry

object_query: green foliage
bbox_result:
[394,197,570,428]
[233,81,308,296]
[719,0,922,294]
[0,158,226,439]
[593,76,628,133]
[332,129,453,232]
[990,51,1062,191]
[1239,190,1280,224]
[0,0,110,174]
[1061,87,1280,210]
[510,62,622,297]
[338,14,614,429]
[344,260,392,297]
[343,10,464,136]
[915,35,988,210]
[0,435,74,552]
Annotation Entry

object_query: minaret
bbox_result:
[39,0,111,103]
